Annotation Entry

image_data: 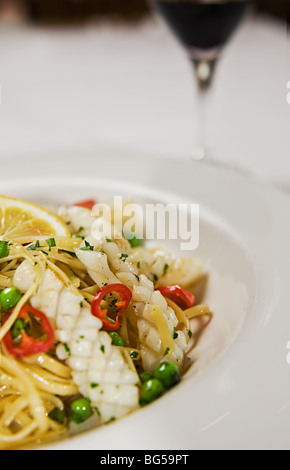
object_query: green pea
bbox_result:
[70,397,92,424]
[154,361,181,389]
[139,379,164,406]
[0,241,9,259]
[0,287,22,312]
[139,370,154,384]
[109,332,124,347]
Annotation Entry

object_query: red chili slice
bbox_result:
[3,305,54,359]
[74,199,96,210]
[91,283,132,332]
[156,285,195,310]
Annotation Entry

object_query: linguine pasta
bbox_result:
[0,198,212,449]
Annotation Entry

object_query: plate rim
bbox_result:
[1,154,290,450]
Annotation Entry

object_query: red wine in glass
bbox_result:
[152,0,252,157]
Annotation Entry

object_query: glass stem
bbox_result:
[191,59,216,160]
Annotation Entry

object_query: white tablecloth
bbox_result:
[0,13,289,190]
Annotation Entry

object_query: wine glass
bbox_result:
[149,0,252,159]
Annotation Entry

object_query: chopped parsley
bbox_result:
[63,343,71,356]
[26,240,49,255]
[72,234,85,240]
[123,231,144,248]
[93,406,101,417]
[46,238,56,251]
[90,383,99,389]
[80,240,94,251]
[127,236,143,249]
[27,240,41,251]
[105,416,116,425]
[61,249,77,257]
[163,263,169,276]
[119,253,128,262]
[164,347,170,356]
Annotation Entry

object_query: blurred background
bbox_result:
[0,0,288,23]
[0,1,289,191]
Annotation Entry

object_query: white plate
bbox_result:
[1,149,290,450]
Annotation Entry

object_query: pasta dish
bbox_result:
[0,195,211,449]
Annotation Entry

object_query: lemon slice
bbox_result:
[0,195,71,244]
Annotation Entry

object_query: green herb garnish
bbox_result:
[163,264,169,276]
[46,238,56,251]
[164,347,170,356]
[80,240,94,251]
[27,240,41,251]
